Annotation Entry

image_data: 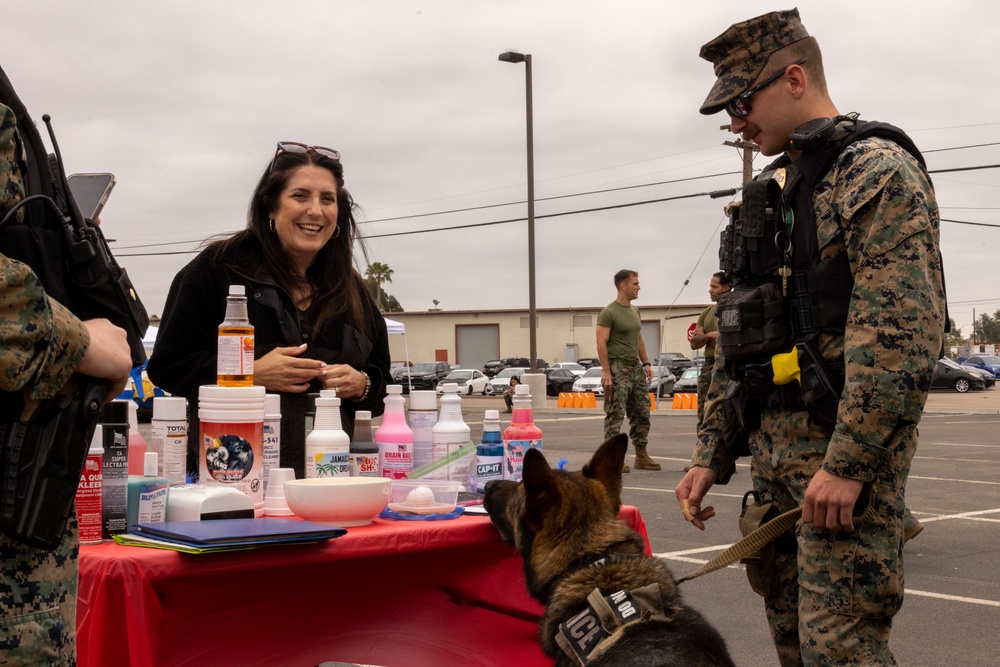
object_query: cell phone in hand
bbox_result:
[68,172,116,221]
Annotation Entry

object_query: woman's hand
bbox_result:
[253,344,326,393]
[322,364,367,399]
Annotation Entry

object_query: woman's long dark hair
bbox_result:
[213,147,372,339]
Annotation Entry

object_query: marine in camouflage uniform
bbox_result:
[1,102,89,666]
[676,10,945,667]
[597,270,657,472]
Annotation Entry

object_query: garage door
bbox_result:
[456,324,500,372]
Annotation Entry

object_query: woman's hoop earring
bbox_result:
[332,225,341,238]
[269,218,276,233]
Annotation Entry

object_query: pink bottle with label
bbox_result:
[375,385,414,479]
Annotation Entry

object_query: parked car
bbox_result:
[572,367,604,396]
[960,363,996,389]
[435,369,489,395]
[389,361,412,381]
[671,367,700,396]
[931,358,985,393]
[500,357,549,370]
[487,367,526,395]
[964,354,1000,377]
[549,362,586,377]
[400,362,451,392]
[544,368,578,396]
[576,357,601,370]
[648,366,677,398]
[657,352,693,378]
[482,360,504,377]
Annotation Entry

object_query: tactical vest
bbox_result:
[717,115,926,362]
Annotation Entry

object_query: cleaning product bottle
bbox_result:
[126,400,148,476]
[263,393,282,494]
[305,390,350,478]
[407,390,437,470]
[375,385,413,479]
[76,425,104,544]
[350,410,380,477]
[475,409,504,493]
[502,383,543,482]
[430,383,473,490]
[151,396,187,486]
[126,452,169,532]
[217,284,254,387]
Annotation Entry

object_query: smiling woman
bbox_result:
[148,143,391,479]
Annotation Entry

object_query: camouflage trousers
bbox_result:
[603,358,650,449]
[696,357,715,428]
[0,515,78,666]
[749,408,912,667]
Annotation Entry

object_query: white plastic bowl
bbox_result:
[284,477,391,526]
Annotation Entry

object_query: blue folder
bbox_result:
[132,517,346,547]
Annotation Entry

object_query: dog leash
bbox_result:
[676,506,803,584]
[676,500,876,584]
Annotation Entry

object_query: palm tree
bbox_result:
[365,262,394,311]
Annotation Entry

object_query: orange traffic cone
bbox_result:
[672,393,683,409]
[690,394,698,411]
[649,393,657,411]
[585,393,597,408]
[557,392,569,408]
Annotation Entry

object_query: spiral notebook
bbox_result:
[132,518,347,548]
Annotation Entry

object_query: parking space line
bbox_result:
[916,456,998,463]
[910,475,1000,486]
[925,441,1000,448]
[915,507,1000,524]
[902,590,1000,608]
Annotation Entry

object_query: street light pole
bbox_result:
[498,50,537,373]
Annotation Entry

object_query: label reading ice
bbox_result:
[313,452,350,477]
[505,439,542,481]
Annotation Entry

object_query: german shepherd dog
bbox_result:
[483,435,734,667]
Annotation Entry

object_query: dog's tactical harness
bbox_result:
[554,556,670,666]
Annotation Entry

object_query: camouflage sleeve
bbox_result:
[819,138,946,481]
[1,103,90,398]
[0,255,90,398]
[691,349,738,481]
[0,103,25,223]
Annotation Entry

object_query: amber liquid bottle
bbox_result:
[217,285,254,387]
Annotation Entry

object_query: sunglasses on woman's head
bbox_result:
[726,59,807,118]
[269,142,341,172]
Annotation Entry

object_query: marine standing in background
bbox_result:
[597,269,658,473]
[675,9,945,666]
[1,102,132,666]
[689,271,730,428]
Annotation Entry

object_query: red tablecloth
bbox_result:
[77,506,649,667]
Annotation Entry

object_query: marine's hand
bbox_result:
[77,319,132,403]
[675,466,718,531]
[601,369,613,395]
[254,344,326,393]
[803,469,864,532]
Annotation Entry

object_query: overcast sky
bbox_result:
[5,0,998,337]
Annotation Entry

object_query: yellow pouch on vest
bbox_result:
[771,347,801,386]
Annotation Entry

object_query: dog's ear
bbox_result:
[582,434,627,507]
[520,448,559,532]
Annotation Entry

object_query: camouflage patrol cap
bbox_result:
[699,8,810,115]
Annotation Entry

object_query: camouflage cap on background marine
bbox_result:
[699,7,812,115]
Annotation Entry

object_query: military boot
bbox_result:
[903,507,923,542]
[622,463,630,474]
[633,447,661,471]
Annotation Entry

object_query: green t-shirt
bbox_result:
[696,304,718,359]
[597,301,642,361]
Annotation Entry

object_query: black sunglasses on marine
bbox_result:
[726,58,807,118]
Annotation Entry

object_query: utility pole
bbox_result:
[721,124,758,185]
